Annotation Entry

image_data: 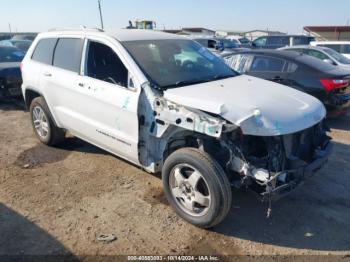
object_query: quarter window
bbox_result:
[85,41,128,87]
[250,56,285,72]
[223,54,250,73]
[53,38,84,73]
[31,38,57,65]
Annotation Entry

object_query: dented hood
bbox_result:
[163,75,326,136]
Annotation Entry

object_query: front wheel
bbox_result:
[162,148,232,228]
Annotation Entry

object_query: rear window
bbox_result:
[53,38,84,73]
[296,54,335,72]
[32,38,57,65]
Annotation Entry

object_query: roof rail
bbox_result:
[48,27,104,32]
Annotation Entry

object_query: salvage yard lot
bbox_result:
[0,100,349,256]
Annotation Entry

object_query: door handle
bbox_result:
[272,76,282,81]
[78,82,85,87]
[43,72,52,77]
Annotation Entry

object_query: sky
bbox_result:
[1,0,350,33]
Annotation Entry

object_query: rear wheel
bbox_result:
[162,148,232,228]
[29,97,65,146]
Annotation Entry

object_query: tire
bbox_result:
[162,148,232,228]
[29,97,65,146]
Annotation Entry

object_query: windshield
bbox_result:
[221,39,239,48]
[323,48,350,64]
[123,39,237,89]
[0,47,25,62]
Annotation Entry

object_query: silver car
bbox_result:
[279,45,350,70]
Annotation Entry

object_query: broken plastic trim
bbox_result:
[153,97,235,138]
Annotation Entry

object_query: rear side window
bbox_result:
[250,56,286,72]
[85,41,128,87]
[293,37,313,45]
[268,37,289,46]
[53,38,84,73]
[31,38,57,65]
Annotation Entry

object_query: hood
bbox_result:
[163,75,326,136]
[0,62,20,70]
[0,62,21,78]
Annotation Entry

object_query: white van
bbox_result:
[311,41,350,59]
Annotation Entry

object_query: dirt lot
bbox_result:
[0,100,350,258]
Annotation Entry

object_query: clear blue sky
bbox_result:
[1,0,350,33]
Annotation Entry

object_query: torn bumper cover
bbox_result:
[260,141,333,202]
[224,122,332,201]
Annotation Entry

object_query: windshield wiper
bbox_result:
[212,74,234,80]
[164,79,210,89]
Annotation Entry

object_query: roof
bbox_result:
[182,27,215,33]
[304,26,350,33]
[229,49,305,59]
[311,41,350,44]
[280,45,334,52]
[38,28,186,42]
[107,29,185,41]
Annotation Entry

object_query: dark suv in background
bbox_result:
[252,35,316,49]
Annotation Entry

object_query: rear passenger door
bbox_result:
[246,55,289,84]
[40,37,85,130]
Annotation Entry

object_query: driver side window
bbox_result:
[85,41,128,87]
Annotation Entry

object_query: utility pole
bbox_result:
[98,0,104,29]
[8,23,12,34]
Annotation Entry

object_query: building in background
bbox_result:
[304,26,350,41]
[215,29,286,40]
[163,27,215,36]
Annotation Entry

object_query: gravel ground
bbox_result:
[0,100,349,258]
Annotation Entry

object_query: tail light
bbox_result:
[20,62,23,71]
[320,79,349,92]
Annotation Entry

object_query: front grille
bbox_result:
[290,123,328,163]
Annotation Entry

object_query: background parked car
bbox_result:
[222,50,350,115]
[252,35,316,49]
[193,37,225,55]
[310,41,350,59]
[226,36,252,48]
[0,46,25,99]
[280,45,350,70]
[0,39,33,52]
[216,38,250,52]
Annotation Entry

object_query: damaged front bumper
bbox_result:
[0,78,22,99]
[326,87,350,116]
[260,141,333,202]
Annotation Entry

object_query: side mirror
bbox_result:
[323,59,335,65]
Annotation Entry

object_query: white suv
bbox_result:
[21,28,332,228]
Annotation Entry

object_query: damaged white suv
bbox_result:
[21,29,332,228]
